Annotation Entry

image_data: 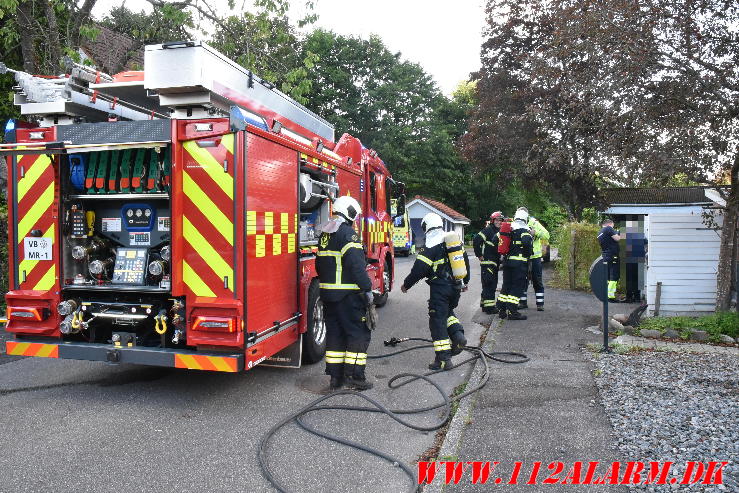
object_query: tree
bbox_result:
[209,11,316,104]
[461,0,608,220]
[469,0,737,310]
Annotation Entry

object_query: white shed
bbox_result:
[603,187,725,316]
[407,196,470,247]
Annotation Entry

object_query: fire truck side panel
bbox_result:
[173,121,237,300]
[5,128,62,337]
[244,132,300,348]
[171,120,245,349]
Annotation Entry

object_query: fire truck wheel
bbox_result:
[302,279,327,364]
[373,258,391,307]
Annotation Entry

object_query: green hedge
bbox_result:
[551,222,603,291]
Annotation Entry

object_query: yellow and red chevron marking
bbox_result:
[367,219,390,245]
[6,341,59,358]
[180,135,235,298]
[15,154,57,291]
[174,354,239,372]
[246,210,298,258]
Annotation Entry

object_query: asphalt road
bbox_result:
[0,253,485,493]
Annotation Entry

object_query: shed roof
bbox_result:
[409,196,470,223]
[602,186,727,206]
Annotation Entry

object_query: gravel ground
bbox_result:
[587,350,738,492]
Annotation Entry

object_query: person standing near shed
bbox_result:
[597,218,622,302]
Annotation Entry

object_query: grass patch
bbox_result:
[639,313,739,342]
[449,382,468,417]
[585,342,640,354]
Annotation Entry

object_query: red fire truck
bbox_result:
[1,41,404,372]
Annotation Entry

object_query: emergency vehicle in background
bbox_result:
[0,41,404,372]
[391,198,413,256]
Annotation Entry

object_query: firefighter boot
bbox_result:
[518,301,528,310]
[345,376,374,391]
[498,307,508,319]
[450,331,467,356]
[482,305,499,315]
[429,356,453,371]
[344,355,373,391]
[329,376,344,391]
[429,349,453,371]
[507,310,528,320]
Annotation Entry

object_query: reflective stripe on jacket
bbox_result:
[316,222,372,302]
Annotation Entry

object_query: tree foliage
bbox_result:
[468,0,738,309]
[99,4,194,46]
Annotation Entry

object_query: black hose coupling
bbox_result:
[383,337,409,347]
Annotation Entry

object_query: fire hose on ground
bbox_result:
[258,336,529,493]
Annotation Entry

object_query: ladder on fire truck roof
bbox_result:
[3,41,335,143]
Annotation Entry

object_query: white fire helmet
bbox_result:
[514,207,529,222]
[421,212,443,233]
[333,195,362,223]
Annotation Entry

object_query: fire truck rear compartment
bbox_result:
[56,143,183,349]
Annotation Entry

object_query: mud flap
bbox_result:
[260,334,302,368]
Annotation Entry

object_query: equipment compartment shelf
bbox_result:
[63,285,170,293]
[68,193,169,200]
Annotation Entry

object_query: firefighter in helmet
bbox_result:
[473,211,503,314]
[401,212,470,371]
[497,207,533,320]
[316,195,374,391]
[520,214,550,311]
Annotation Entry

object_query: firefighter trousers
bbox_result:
[498,259,528,311]
[523,257,544,307]
[480,263,498,311]
[604,255,620,299]
[323,293,371,380]
[428,282,465,361]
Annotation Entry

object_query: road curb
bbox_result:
[423,317,500,493]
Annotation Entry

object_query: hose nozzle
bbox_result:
[383,337,409,347]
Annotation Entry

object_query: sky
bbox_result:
[91,0,487,96]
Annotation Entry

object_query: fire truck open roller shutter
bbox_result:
[0,141,169,156]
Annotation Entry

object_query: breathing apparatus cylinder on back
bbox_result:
[444,232,467,280]
[498,218,513,255]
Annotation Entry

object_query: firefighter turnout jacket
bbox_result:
[507,226,533,262]
[527,217,550,259]
[316,222,372,301]
[498,224,533,311]
[403,236,471,367]
[473,223,501,312]
[404,242,471,289]
[473,223,501,267]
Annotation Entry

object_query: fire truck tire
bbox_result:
[302,279,327,364]
[373,258,391,307]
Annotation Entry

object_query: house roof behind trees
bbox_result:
[409,196,470,223]
[603,186,728,206]
[80,25,144,74]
